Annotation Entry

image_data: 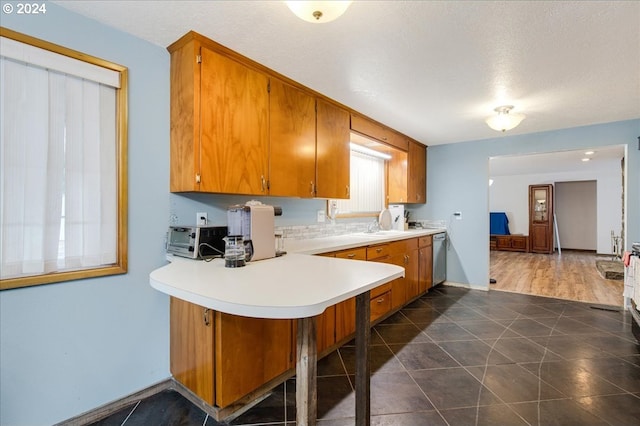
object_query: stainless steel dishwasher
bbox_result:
[432,232,447,285]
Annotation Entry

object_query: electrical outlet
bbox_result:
[454,211,462,220]
[196,212,208,225]
[317,210,326,223]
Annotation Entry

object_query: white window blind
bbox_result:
[336,150,385,214]
[0,42,118,279]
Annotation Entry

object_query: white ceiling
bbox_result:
[53,1,640,146]
[490,145,625,177]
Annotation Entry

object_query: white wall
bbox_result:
[555,181,598,251]
[0,5,171,425]
[412,120,639,289]
[489,158,622,253]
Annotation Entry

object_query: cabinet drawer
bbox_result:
[367,244,390,260]
[388,238,417,256]
[370,282,392,299]
[335,247,367,261]
[418,235,432,248]
[370,290,392,322]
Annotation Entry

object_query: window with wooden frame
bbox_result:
[0,28,128,290]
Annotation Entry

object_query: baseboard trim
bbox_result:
[443,280,489,291]
[55,379,173,426]
[55,376,284,425]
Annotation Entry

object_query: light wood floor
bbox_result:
[489,250,624,307]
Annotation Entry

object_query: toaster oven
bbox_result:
[167,225,227,259]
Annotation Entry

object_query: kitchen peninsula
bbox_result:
[149,229,442,425]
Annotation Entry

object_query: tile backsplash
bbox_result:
[276,219,447,241]
[276,222,371,240]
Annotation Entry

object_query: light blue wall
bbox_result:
[0,3,171,425]
[414,119,640,289]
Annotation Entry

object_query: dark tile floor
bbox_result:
[90,286,640,426]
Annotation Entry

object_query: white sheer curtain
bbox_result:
[0,55,117,279]
[336,151,386,214]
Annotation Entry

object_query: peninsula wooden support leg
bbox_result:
[296,316,317,426]
[355,291,371,426]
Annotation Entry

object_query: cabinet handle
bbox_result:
[203,308,211,326]
[195,173,201,184]
[376,297,385,304]
[310,181,315,196]
[376,248,383,253]
[347,253,356,259]
[346,185,350,197]
[404,254,409,264]
[261,175,266,192]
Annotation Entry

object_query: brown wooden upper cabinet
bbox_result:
[529,184,554,253]
[408,141,427,203]
[269,80,350,199]
[387,140,427,204]
[169,35,269,195]
[168,31,423,201]
[351,113,409,151]
[268,79,316,197]
[169,32,350,198]
[351,113,427,204]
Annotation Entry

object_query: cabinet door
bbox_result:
[334,248,366,342]
[387,150,408,203]
[405,249,420,301]
[170,297,215,405]
[407,141,426,204]
[316,99,350,199]
[387,253,408,309]
[511,236,528,251]
[269,79,316,197]
[529,184,554,253]
[169,38,199,192]
[316,305,336,354]
[418,244,433,293]
[496,236,511,250]
[215,313,293,407]
[200,46,269,195]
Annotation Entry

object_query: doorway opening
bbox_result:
[488,145,626,306]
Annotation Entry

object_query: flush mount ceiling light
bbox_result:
[286,1,352,23]
[486,105,526,132]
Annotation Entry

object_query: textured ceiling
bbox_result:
[53,1,640,146]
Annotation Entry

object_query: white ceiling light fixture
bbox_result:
[286,1,352,23]
[486,105,526,132]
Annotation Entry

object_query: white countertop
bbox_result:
[284,228,446,255]
[150,253,404,319]
[149,229,444,319]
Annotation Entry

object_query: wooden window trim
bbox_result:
[0,27,128,290]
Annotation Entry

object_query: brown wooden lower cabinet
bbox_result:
[214,313,293,408]
[491,234,529,252]
[418,235,433,293]
[169,235,436,414]
[170,297,215,405]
